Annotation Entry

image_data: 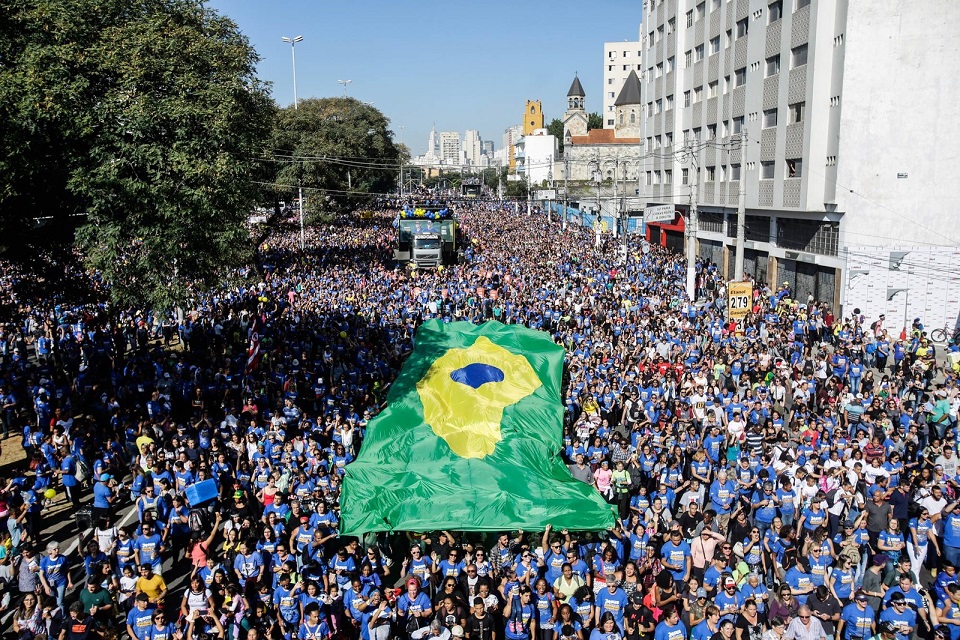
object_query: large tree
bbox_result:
[268,97,400,215]
[0,0,274,310]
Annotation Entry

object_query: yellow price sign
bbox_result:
[728,281,753,320]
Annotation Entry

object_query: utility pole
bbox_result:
[733,132,747,281]
[686,140,699,302]
[282,35,305,252]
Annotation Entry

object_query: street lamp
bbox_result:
[338,79,353,96]
[282,35,305,251]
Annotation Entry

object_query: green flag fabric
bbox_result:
[339,319,616,534]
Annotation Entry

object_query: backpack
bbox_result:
[188,508,208,533]
[75,457,90,484]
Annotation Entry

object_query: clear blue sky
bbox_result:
[207,0,641,155]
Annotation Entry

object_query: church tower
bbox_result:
[613,70,643,139]
[562,74,589,144]
[523,100,544,135]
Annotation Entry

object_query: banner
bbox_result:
[728,281,753,320]
[340,320,616,534]
[644,204,676,224]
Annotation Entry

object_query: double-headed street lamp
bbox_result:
[281,35,305,251]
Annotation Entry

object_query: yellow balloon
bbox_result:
[43,488,57,500]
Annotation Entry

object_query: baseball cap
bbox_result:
[880,622,898,635]
[451,626,465,638]
[696,588,707,598]
[890,592,906,603]
[724,577,736,588]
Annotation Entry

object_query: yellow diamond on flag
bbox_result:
[416,336,541,458]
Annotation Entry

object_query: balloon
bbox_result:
[339,331,347,339]
[43,488,56,500]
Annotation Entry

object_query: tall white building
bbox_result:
[426,126,440,159]
[463,130,482,166]
[639,0,960,323]
[439,132,461,166]
[603,40,644,128]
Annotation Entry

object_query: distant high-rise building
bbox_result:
[426,126,440,159]
[603,41,643,128]
[504,124,523,171]
[439,132,461,166]
[482,140,494,158]
[463,130,482,166]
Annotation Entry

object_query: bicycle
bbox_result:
[930,323,960,343]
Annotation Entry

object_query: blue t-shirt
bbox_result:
[93,482,113,508]
[596,588,629,629]
[654,620,687,640]
[126,608,154,640]
[840,603,876,640]
[40,554,69,586]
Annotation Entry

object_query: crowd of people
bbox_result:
[0,201,958,640]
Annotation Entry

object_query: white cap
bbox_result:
[451,626,465,638]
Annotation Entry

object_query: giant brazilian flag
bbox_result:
[340,320,616,534]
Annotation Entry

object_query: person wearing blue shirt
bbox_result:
[653,606,687,640]
[908,510,938,579]
[713,578,743,623]
[134,523,164,572]
[595,579,629,631]
[709,470,737,532]
[808,548,832,587]
[659,529,691,584]
[233,540,265,588]
[838,593,876,640]
[92,473,115,523]
[785,559,816,605]
[878,594,916,640]
[125,595,155,640]
[752,482,780,537]
[39,541,72,608]
[691,608,721,640]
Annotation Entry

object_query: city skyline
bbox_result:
[207,0,641,156]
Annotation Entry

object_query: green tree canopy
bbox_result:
[0,0,274,310]
[588,112,603,130]
[268,98,400,215]
[546,118,565,153]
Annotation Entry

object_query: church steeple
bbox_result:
[562,73,588,142]
[567,73,585,111]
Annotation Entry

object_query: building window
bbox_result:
[736,18,749,38]
[666,95,674,110]
[667,56,675,72]
[695,44,704,61]
[766,54,780,76]
[696,2,705,20]
[708,81,718,98]
[694,86,703,102]
[686,10,694,27]
[655,99,662,113]
[710,36,720,55]
[646,171,653,185]
[531,106,536,113]
[730,164,741,181]
[706,166,716,181]
[607,78,614,84]
[620,113,624,125]
[789,101,805,123]
[763,108,778,128]
[682,168,690,184]
[685,50,693,67]
[656,63,663,77]
[795,0,810,10]
[707,124,717,139]
[693,126,702,140]
[665,132,674,145]
[684,90,691,107]
[735,67,747,87]
[786,158,803,177]
[768,0,783,22]
[724,75,732,93]
[761,161,775,179]
[668,18,676,34]
[609,92,615,98]
[725,29,733,48]
[607,119,614,126]
[710,0,720,10]
[718,165,726,181]
[664,169,673,184]
[791,44,808,68]
[647,102,654,117]
[733,116,744,133]
[653,171,660,185]
[655,135,662,147]
[630,112,636,124]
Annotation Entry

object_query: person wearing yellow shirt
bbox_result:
[135,564,168,607]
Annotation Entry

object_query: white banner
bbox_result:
[644,204,676,224]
